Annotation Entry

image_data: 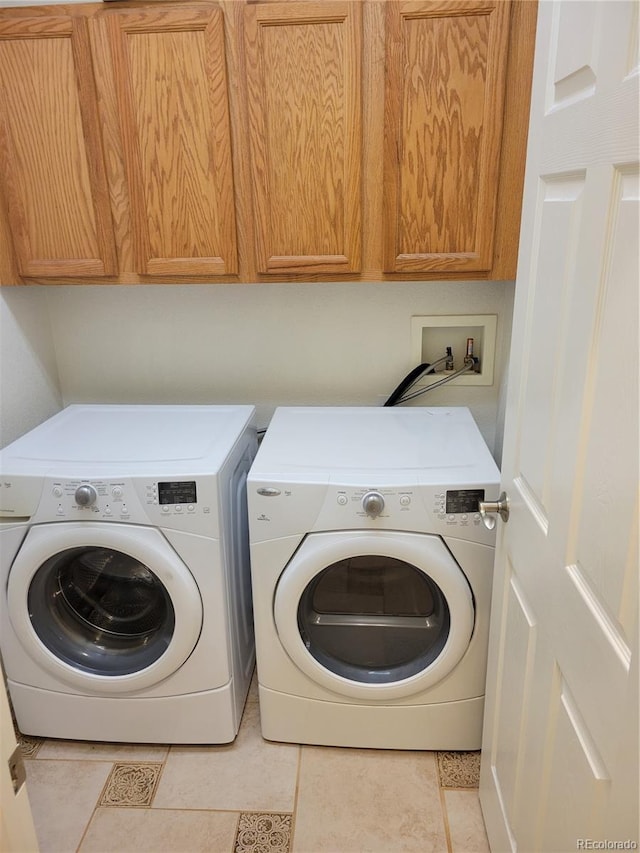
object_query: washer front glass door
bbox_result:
[28,545,175,676]
[274,531,475,700]
[8,522,203,693]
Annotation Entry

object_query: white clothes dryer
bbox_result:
[248,407,500,750]
[0,404,257,744]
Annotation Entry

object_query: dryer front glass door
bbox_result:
[297,555,450,683]
[274,531,475,700]
[29,546,175,676]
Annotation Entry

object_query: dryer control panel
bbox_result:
[322,486,486,522]
[249,480,499,546]
[325,484,496,545]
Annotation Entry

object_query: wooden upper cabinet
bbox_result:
[244,2,362,275]
[383,0,512,274]
[0,15,116,278]
[0,0,534,285]
[99,4,238,277]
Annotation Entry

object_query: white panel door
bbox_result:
[1,677,39,852]
[480,2,639,851]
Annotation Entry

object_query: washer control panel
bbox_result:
[431,489,485,525]
[45,479,141,520]
[35,477,211,529]
[74,483,97,507]
[148,480,199,516]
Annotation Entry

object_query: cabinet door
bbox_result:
[0,15,116,278]
[383,0,511,274]
[245,2,362,275]
[102,4,237,277]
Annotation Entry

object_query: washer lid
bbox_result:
[250,406,499,483]
[0,404,255,476]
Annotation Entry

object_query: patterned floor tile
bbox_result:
[99,763,163,807]
[234,813,292,853]
[437,751,481,788]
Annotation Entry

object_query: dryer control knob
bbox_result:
[75,484,97,507]
[362,491,385,518]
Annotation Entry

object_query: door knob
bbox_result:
[479,491,509,530]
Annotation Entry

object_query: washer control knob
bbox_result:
[362,491,385,518]
[75,484,97,507]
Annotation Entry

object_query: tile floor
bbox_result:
[18,675,490,853]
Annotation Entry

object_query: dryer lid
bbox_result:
[250,406,499,483]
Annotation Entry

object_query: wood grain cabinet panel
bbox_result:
[0,15,116,278]
[100,4,238,277]
[244,2,362,275]
[0,0,534,285]
[383,0,512,274]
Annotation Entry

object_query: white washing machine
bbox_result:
[0,404,257,744]
[248,406,500,750]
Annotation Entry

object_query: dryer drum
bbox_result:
[296,556,451,684]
